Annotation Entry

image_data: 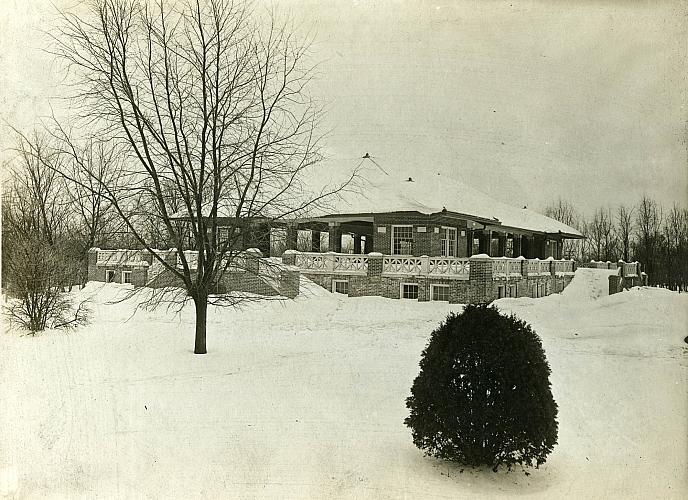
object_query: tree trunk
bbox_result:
[194,294,208,354]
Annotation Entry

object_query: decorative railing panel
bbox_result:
[623,262,638,277]
[492,259,508,277]
[428,257,470,280]
[334,254,369,273]
[383,256,423,275]
[291,252,368,274]
[553,260,574,274]
[507,259,522,277]
[294,252,329,271]
[526,259,551,276]
[492,258,522,278]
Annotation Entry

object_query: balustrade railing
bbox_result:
[553,260,575,274]
[96,249,147,266]
[427,257,470,279]
[293,252,368,274]
[491,258,522,278]
[383,256,424,275]
[289,251,575,282]
[334,254,369,273]
[623,262,639,277]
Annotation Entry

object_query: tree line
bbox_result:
[544,197,688,290]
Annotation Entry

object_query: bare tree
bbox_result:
[586,207,616,262]
[634,196,663,280]
[543,198,582,259]
[52,0,354,353]
[661,204,688,289]
[615,204,634,263]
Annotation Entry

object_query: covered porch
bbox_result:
[269,213,571,260]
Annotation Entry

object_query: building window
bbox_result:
[105,270,116,283]
[332,280,349,295]
[122,271,132,284]
[392,225,413,255]
[509,284,517,297]
[498,285,506,299]
[431,284,450,302]
[441,227,457,257]
[218,227,230,243]
[401,283,419,300]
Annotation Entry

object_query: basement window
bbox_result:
[401,283,419,300]
[122,271,132,284]
[105,270,116,283]
[431,285,450,302]
[332,280,349,295]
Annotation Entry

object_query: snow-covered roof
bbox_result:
[312,169,584,238]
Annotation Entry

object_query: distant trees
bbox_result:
[2,133,90,332]
[542,196,688,289]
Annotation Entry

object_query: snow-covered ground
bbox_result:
[1,269,686,499]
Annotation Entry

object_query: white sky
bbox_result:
[1,0,686,214]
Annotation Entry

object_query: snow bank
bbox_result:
[1,269,686,499]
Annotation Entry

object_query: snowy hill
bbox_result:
[1,269,686,499]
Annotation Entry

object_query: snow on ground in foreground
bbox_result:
[1,269,686,499]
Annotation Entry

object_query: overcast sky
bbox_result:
[1,0,686,215]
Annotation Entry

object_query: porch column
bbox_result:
[556,240,564,260]
[533,235,547,259]
[329,223,342,253]
[286,223,298,251]
[513,234,522,257]
[522,235,532,258]
[311,230,321,252]
[466,229,474,256]
[365,233,373,254]
[497,233,507,257]
[353,235,362,254]
[479,230,492,255]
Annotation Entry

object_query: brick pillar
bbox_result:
[87,248,100,282]
[282,249,297,266]
[468,255,494,304]
[244,248,262,275]
[520,256,530,278]
[367,252,383,277]
[279,268,300,298]
[132,264,149,287]
[329,223,342,253]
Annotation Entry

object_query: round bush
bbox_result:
[405,304,558,471]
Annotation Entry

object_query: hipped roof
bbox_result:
[312,170,584,238]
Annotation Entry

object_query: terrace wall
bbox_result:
[285,252,577,304]
[87,248,298,298]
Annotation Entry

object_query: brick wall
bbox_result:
[302,254,576,304]
[372,213,472,257]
